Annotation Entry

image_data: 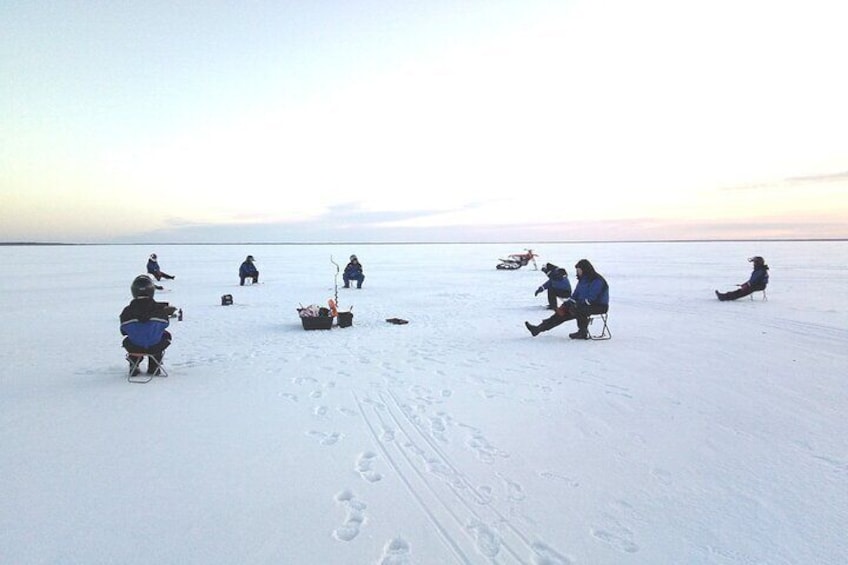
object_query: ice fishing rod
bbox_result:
[330,255,340,307]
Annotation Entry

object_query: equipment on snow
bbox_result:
[496,249,538,270]
[298,304,333,330]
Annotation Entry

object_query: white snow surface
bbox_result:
[1,241,846,564]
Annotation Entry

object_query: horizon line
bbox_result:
[2,238,847,247]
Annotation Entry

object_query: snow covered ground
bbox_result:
[1,241,846,564]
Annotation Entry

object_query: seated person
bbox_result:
[146,253,175,281]
[343,255,365,288]
[525,259,609,340]
[120,275,175,375]
[239,255,259,285]
[716,256,769,301]
[536,263,572,309]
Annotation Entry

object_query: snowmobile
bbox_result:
[496,249,538,270]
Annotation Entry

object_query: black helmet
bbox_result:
[246,255,254,261]
[131,275,156,298]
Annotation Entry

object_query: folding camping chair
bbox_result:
[126,353,169,383]
[588,312,611,340]
[750,289,768,301]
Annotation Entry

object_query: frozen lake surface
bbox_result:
[1,241,846,564]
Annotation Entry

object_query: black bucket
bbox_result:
[337,311,353,328]
[301,316,333,330]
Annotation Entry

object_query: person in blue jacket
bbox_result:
[525,259,609,340]
[120,275,176,375]
[536,263,572,310]
[715,256,769,301]
[146,253,175,281]
[343,255,365,288]
[239,255,259,285]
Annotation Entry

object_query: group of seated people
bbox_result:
[525,259,610,340]
[525,255,768,339]
[122,254,768,373]
[122,253,367,373]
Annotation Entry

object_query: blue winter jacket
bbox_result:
[747,267,769,290]
[120,298,171,349]
[541,269,572,295]
[147,259,160,275]
[240,261,258,277]
[572,275,609,307]
[344,262,363,279]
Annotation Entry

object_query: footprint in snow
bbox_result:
[498,474,526,502]
[531,541,574,565]
[293,376,319,385]
[474,485,494,505]
[540,471,580,488]
[332,489,367,542]
[591,527,639,553]
[308,430,342,446]
[466,432,508,464]
[356,452,382,483]
[467,520,501,558]
[379,537,411,565]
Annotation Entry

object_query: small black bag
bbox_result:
[221,294,233,306]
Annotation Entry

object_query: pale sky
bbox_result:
[2,0,846,242]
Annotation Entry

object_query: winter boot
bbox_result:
[569,330,589,340]
[128,356,142,376]
[525,315,566,337]
[147,353,163,375]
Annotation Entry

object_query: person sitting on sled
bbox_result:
[343,255,365,288]
[525,259,609,340]
[120,275,176,375]
[239,255,259,286]
[715,256,769,301]
[535,263,572,310]
[146,253,175,281]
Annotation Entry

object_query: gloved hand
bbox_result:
[534,286,544,296]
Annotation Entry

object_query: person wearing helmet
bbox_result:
[146,253,175,281]
[525,259,609,340]
[536,263,572,310]
[715,256,769,301]
[239,255,259,286]
[343,254,364,289]
[120,275,177,375]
